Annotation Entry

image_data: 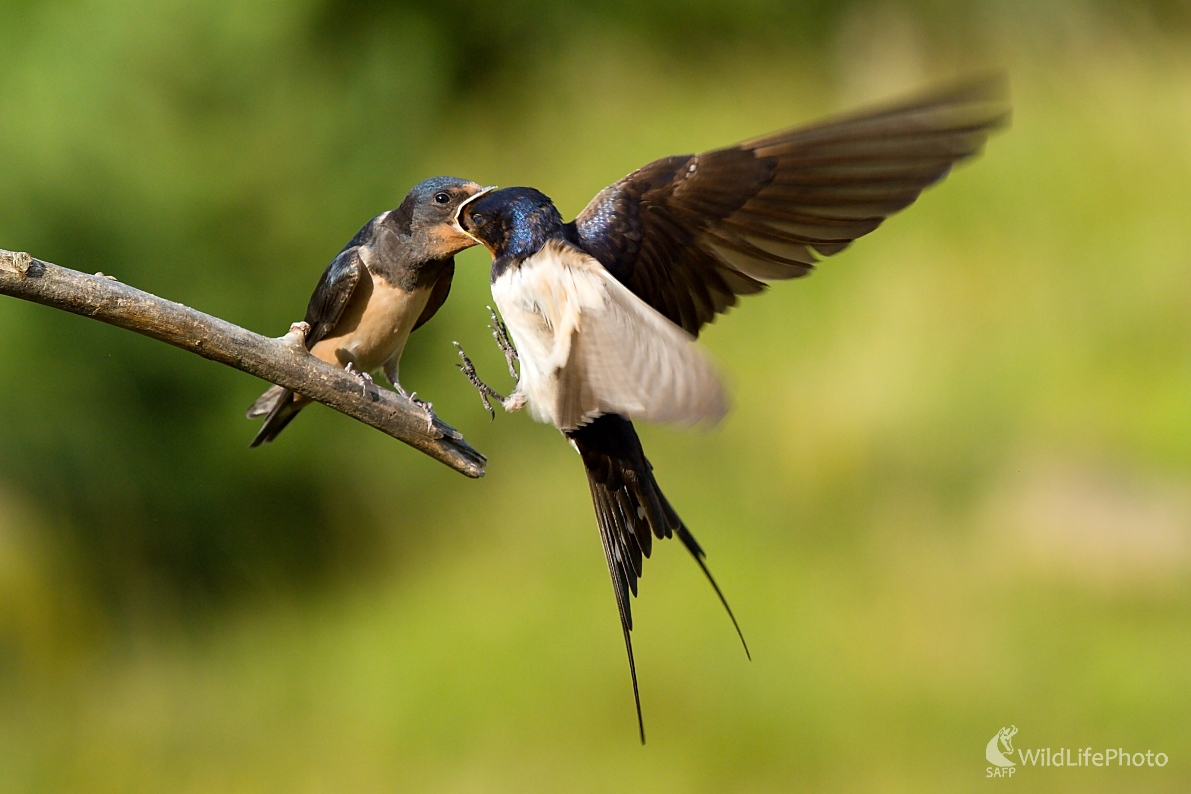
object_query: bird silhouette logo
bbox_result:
[986,726,1019,767]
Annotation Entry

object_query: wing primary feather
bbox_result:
[573,75,1007,333]
[758,131,996,164]
[741,73,1009,150]
[735,201,888,226]
[246,244,363,446]
[718,216,864,251]
[759,160,957,186]
[702,227,817,268]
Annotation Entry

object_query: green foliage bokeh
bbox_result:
[2,0,1191,791]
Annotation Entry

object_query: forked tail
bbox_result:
[566,414,748,744]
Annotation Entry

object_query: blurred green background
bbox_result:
[2,0,1191,790]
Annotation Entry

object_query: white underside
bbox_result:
[490,239,728,431]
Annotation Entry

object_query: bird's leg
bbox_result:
[398,385,436,432]
[385,360,430,408]
[487,306,519,379]
[486,309,525,411]
[454,342,501,418]
[344,362,374,397]
[382,358,435,431]
[454,341,528,418]
[454,305,526,418]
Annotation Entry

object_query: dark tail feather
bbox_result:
[674,526,751,660]
[247,384,288,418]
[568,414,749,743]
[249,388,303,447]
[592,485,646,745]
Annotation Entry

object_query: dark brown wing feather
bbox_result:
[412,261,455,332]
[302,246,364,348]
[572,74,1010,335]
[246,245,363,447]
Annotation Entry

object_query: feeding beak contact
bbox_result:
[453,185,497,243]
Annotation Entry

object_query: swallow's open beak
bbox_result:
[453,185,497,243]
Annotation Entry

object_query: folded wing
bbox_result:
[303,246,364,348]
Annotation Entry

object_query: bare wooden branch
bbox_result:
[0,250,487,478]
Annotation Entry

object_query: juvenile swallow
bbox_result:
[247,176,490,446]
[452,76,1009,741]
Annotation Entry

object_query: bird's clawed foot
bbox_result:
[454,307,523,419]
[454,342,502,418]
[454,341,526,419]
[344,362,375,397]
[395,383,436,432]
[487,306,519,379]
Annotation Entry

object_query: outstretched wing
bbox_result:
[572,75,1010,335]
[302,246,364,348]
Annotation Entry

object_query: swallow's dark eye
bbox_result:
[471,214,485,226]
[434,192,450,204]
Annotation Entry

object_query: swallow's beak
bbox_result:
[453,185,497,243]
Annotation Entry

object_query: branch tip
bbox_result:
[0,250,31,276]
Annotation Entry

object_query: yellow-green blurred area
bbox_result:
[3,0,1191,790]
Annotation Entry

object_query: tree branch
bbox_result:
[0,249,487,478]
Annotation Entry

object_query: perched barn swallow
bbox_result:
[247,177,490,447]
[452,76,1009,741]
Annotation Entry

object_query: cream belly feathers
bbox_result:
[297,267,432,407]
[310,267,431,384]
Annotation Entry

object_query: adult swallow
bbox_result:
[452,76,1009,741]
[247,176,490,446]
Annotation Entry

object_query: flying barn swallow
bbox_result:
[247,177,490,447]
[451,76,1009,741]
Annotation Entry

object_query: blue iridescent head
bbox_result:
[455,187,564,262]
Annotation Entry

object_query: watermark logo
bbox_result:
[986,726,1018,770]
[985,726,1167,778]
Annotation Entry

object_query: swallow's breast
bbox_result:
[311,269,431,371]
[490,245,588,427]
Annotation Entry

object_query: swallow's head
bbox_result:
[396,177,493,260]
[455,186,563,261]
